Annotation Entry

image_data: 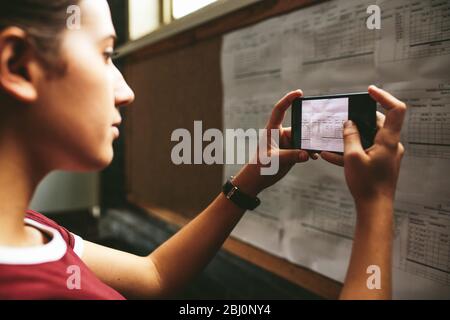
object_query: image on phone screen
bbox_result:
[301,98,348,153]
[292,93,377,153]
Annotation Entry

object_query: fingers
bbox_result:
[308,152,319,160]
[267,90,303,129]
[343,120,366,161]
[369,85,407,147]
[281,127,292,148]
[281,128,318,160]
[283,127,292,139]
[277,149,309,165]
[320,152,344,167]
[369,85,407,134]
[319,120,365,166]
[376,111,386,130]
[280,127,317,162]
[398,142,405,158]
[369,85,404,111]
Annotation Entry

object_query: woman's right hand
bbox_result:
[321,85,406,207]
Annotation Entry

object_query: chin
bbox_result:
[92,150,115,170]
[69,149,114,172]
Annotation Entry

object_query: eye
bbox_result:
[103,49,116,62]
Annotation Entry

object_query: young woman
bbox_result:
[0,0,406,299]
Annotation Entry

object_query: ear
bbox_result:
[0,27,43,103]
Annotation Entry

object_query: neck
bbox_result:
[0,124,48,246]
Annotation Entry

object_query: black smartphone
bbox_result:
[291,92,377,154]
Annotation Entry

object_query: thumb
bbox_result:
[343,120,364,157]
[277,149,309,166]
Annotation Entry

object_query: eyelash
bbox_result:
[103,50,115,62]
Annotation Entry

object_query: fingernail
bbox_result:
[299,151,308,161]
[344,120,353,128]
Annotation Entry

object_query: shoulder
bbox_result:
[25,210,84,257]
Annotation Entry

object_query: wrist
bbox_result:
[231,164,264,197]
[355,194,394,210]
[354,196,394,228]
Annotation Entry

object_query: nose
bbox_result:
[113,65,135,107]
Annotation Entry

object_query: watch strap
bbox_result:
[222,178,261,210]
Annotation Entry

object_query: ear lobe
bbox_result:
[0,27,40,103]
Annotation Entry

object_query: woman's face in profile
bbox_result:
[30,0,134,172]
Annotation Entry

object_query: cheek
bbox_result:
[33,55,116,170]
[67,66,116,168]
[65,63,114,132]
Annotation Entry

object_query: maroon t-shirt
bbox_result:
[0,210,125,300]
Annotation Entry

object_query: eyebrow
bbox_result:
[101,34,117,44]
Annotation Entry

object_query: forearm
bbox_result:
[340,198,394,300]
[147,165,262,297]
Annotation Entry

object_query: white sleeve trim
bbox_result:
[71,233,84,258]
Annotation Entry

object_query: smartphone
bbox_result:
[291,92,377,154]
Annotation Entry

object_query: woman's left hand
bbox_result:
[231,90,311,196]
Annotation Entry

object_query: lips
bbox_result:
[112,118,122,128]
[111,126,120,138]
[112,119,122,138]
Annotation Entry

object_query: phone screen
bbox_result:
[301,97,348,153]
[292,93,376,153]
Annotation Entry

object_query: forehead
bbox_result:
[80,0,116,38]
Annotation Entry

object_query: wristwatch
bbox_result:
[222,177,261,210]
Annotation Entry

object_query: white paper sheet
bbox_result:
[375,0,450,82]
[222,17,284,99]
[392,194,450,299]
[223,93,288,256]
[282,0,379,90]
[281,172,354,282]
[384,81,450,200]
